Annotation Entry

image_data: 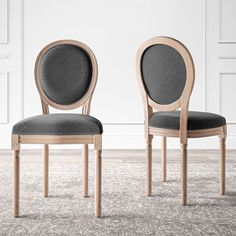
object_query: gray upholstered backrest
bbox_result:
[39,44,92,105]
[141,44,187,105]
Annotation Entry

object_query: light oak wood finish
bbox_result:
[161,137,167,182]
[13,150,20,217]
[12,40,102,218]
[43,144,49,197]
[181,144,187,205]
[18,135,95,145]
[83,144,89,198]
[149,127,226,139]
[95,150,102,217]
[220,138,226,195]
[146,136,152,196]
[136,36,227,205]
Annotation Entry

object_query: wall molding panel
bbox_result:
[202,0,207,111]
[0,0,8,44]
[218,56,236,59]
[0,72,9,123]
[0,54,9,60]
[21,0,25,119]
[219,72,236,124]
[0,0,23,146]
[218,0,236,44]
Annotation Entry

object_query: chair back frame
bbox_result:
[136,36,195,144]
[34,39,98,115]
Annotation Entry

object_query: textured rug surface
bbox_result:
[0,149,236,236]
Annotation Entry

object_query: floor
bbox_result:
[0,149,236,235]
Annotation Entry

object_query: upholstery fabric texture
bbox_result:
[141,44,186,105]
[12,114,103,135]
[149,111,226,130]
[40,44,92,105]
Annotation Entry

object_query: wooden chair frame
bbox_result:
[12,39,102,217]
[136,36,227,204]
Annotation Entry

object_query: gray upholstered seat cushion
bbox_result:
[12,114,103,135]
[149,111,226,130]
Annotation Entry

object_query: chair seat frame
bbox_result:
[149,126,226,139]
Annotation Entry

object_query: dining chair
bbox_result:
[136,36,227,204]
[12,40,103,217]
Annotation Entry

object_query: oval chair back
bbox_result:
[34,40,98,113]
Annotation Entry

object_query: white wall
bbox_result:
[0,0,235,149]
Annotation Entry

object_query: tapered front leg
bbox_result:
[220,138,226,195]
[161,137,167,182]
[95,150,102,217]
[181,144,187,205]
[13,150,20,217]
[94,135,102,217]
[146,135,153,196]
[83,144,89,197]
[43,144,49,197]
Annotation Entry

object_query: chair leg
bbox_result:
[95,150,102,217]
[181,144,187,205]
[13,150,20,217]
[161,137,167,182]
[146,136,152,196]
[83,144,89,197]
[220,138,226,195]
[43,144,49,197]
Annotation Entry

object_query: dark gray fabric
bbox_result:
[12,114,103,135]
[141,44,186,105]
[40,44,92,105]
[149,111,226,130]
